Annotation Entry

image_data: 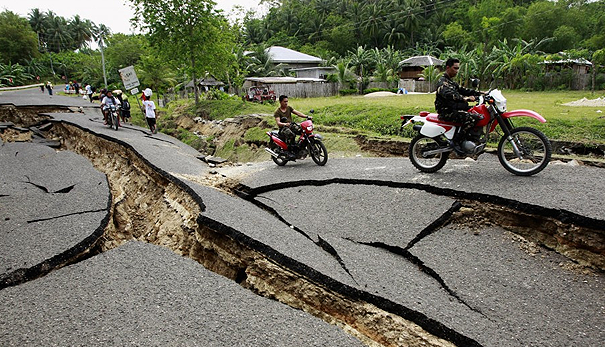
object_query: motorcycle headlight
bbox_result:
[307,125,313,131]
[490,90,507,112]
[495,99,507,112]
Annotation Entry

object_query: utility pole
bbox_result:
[99,37,108,89]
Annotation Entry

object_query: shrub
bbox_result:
[339,89,357,96]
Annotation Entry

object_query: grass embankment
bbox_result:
[129,90,605,159]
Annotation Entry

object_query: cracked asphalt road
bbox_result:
[1,88,604,346]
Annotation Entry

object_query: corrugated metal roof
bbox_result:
[267,46,324,64]
[399,55,444,67]
[245,77,326,83]
[542,58,593,66]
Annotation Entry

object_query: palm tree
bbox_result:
[362,3,385,47]
[44,11,72,52]
[487,38,551,89]
[419,65,440,92]
[346,46,373,93]
[247,45,287,77]
[93,24,111,88]
[402,0,421,46]
[69,16,93,50]
[331,60,355,88]
[347,46,371,79]
[307,14,325,43]
[28,8,46,51]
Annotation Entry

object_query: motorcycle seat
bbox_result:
[426,113,461,126]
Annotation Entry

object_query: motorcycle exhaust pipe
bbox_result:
[265,147,279,158]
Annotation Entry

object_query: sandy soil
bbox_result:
[562,97,605,106]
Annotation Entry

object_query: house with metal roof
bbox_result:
[265,46,324,69]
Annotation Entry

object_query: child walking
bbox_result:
[142,88,157,134]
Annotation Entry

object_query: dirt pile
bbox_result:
[562,97,605,107]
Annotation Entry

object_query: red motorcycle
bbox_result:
[265,112,328,166]
[401,84,551,176]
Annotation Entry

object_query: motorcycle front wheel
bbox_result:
[269,142,288,166]
[497,127,551,176]
[309,139,328,166]
[409,135,449,173]
[112,112,119,131]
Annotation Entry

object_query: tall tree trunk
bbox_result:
[191,53,199,105]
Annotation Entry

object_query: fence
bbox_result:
[366,81,398,90]
[398,79,434,93]
[243,81,340,98]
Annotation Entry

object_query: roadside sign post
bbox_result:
[118,66,144,116]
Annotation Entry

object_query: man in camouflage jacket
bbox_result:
[435,58,482,146]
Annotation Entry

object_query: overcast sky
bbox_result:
[2,0,264,34]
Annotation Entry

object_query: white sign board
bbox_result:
[118,66,140,90]
[130,87,139,95]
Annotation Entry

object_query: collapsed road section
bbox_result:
[1,103,604,347]
[49,120,470,346]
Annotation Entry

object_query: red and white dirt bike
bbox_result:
[401,83,551,176]
[265,111,328,166]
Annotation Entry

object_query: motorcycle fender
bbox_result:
[420,122,449,137]
[502,109,547,123]
[268,134,288,150]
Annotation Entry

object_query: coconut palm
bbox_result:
[28,8,46,50]
[331,60,355,88]
[44,11,72,52]
[402,0,422,46]
[247,45,287,77]
[69,16,93,50]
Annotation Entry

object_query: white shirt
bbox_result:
[101,96,120,109]
[143,100,156,118]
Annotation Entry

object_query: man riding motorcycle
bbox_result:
[435,58,483,154]
[274,94,311,159]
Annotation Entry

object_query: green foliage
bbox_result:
[104,34,147,70]
[0,11,39,64]
[28,9,94,53]
[203,89,239,101]
[194,99,273,120]
[135,48,177,95]
[0,62,33,87]
[339,89,357,96]
[130,0,236,103]
[243,127,269,142]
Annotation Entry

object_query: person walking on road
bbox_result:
[85,84,93,102]
[45,81,53,95]
[142,88,157,134]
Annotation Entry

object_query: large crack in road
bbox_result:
[2,105,604,346]
[46,119,470,346]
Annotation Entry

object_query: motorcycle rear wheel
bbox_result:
[409,135,449,173]
[269,142,288,166]
[497,127,551,176]
[309,140,328,166]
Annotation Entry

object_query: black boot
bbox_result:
[449,130,466,155]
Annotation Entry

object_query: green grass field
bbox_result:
[189,90,605,144]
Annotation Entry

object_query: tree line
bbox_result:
[1,0,604,95]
